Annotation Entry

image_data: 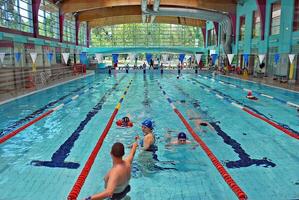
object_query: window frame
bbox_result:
[270,1,281,36]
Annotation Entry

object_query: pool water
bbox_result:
[0,71,298,200]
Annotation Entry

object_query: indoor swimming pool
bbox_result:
[0,71,298,200]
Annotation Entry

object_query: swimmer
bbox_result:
[116,116,133,128]
[187,110,215,134]
[169,132,191,145]
[177,75,180,79]
[246,91,258,100]
[84,142,138,200]
[136,119,156,152]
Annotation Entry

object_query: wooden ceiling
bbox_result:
[59,0,237,28]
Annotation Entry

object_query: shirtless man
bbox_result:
[84,142,138,200]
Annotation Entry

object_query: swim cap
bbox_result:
[142,119,153,129]
[122,116,130,123]
[247,91,252,96]
[178,132,187,139]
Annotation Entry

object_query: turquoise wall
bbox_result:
[205,0,299,54]
[204,0,299,80]
[235,0,298,54]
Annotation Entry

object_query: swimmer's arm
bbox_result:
[125,142,138,164]
[89,173,118,200]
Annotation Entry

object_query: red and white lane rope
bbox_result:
[157,81,248,200]
[67,79,133,200]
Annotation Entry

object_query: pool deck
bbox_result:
[0,70,94,105]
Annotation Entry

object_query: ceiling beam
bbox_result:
[89,15,205,28]
[61,0,236,14]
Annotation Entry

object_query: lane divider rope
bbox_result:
[200,74,299,108]
[156,81,248,200]
[67,79,133,200]
[186,77,299,140]
[0,77,113,144]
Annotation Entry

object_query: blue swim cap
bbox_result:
[178,132,187,139]
[142,119,153,129]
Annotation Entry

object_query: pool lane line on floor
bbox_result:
[156,81,248,200]
[67,79,133,200]
[0,76,116,144]
[30,75,127,169]
[197,74,299,109]
[0,76,109,137]
[173,83,276,169]
[186,77,299,141]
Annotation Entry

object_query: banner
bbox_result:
[210,50,216,55]
[15,52,21,62]
[146,53,152,64]
[30,52,37,64]
[227,54,234,65]
[95,53,103,63]
[30,52,37,72]
[112,54,119,64]
[243,54,249,65]
[62,53,70,64]
[211,54,218,65]
[258,54,265,63]
[80,52,87,64]
[178,54,185,63]
[129,53,136,63]
[0,52,5,63]
[274,53,280,64]
[195,54,202,64]
[47,52,53,63]
[162,54,168,62]
[288,54,295,64]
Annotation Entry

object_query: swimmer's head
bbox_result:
[177,132,187,144]
[177,75,179,79]
[111,142,125,158]
[122,116,130,123]
[141,119,153,130]
[247,91,252,96]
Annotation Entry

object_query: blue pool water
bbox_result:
[0,71,298,199]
